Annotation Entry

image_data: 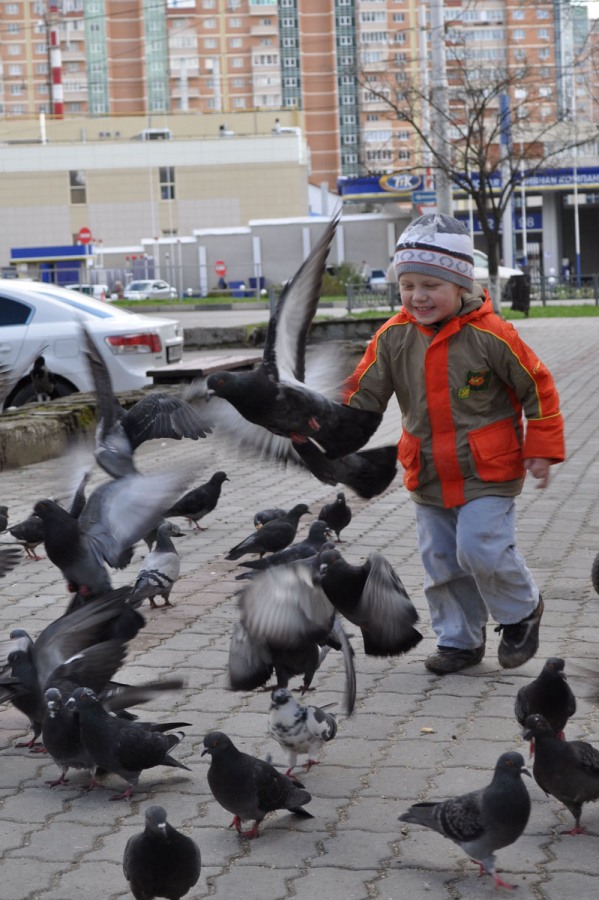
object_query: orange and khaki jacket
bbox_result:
[344,291,565,508]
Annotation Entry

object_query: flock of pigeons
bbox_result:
[1,219,598,898]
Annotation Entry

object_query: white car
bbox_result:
[368,269,390,292]
[473,250,523,290]
[123,279,178,301]
[0,280,184,409]
[64,283,110,302]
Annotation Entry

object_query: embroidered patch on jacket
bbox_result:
[457,369,491,399]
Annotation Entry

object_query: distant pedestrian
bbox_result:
[345,213,565,675]
[360,260,372,287]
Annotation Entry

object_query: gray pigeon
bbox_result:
[318,492,351,542]
[226,503,311,561]
[399,751,531,890]
[131,521,181,609]
[267,687,337,776]
[166,471,229,531]
[67,686,190,800]
[524,712,599,834]
[515,657,576,742]
[82,325,211,479]
[123,805,201,900]
[202,730,313,838]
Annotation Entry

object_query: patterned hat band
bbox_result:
[394,245,474,291]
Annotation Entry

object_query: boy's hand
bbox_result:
[524,458,551,489]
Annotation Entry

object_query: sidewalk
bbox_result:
[0,318,598,899]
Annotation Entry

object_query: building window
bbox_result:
[7,22,20,34]
[70,170,87,205]
[230,38,243,48]
[8,45,21,56]
[204,18,217,29]
[537,28,550,41]
[8,64,22,76]
[513,29,525,42]
[159,167,175,201]
[10,84,24,96]
[398,148,410,161]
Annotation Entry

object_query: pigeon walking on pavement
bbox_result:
[317,547,423,657]
[318,492,351,542]
[267,687,337,776]
[131,521,181,609]
[235,520,331,577]
[123,805,201,900]
[399,751,531,890]
[197,216,382,460]
[166,470,229,531]
[226,503,311,561]
[524,713,599,834]
[9,514,45,560]
[202,731,313,838]
[515,657,576,749]
[67,686,191,800]
[82,325,211,479]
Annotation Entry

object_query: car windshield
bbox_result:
[127,282,151,291]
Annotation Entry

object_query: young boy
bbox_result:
[344,214,565,674]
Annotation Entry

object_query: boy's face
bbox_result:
[398,272,463,326]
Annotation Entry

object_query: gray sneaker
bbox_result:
[496,596,544,669]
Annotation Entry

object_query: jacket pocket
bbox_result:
[398,429,421,491]
[468,418,524,482]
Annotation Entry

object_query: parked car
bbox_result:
[473,250,523,291]
[123,279,178,301]
[368,269,390,292]
[64,283,110,301]
[0,280,183,409]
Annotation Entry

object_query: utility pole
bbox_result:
[429,0,452,214]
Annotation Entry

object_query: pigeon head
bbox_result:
[270,688,293,709]
[290,503,311,517]
[212,471,229,484]
[336,492,346,503]
[201,731,234,757]
[318,546,342,575]
[65,686,98,711]
[144,805,168,835]
[44,688,62,716]
[497,750,530,779]
[523,713,553,742]
[308,521,332,540]
[543,657,566,674]
[205,373,236,400]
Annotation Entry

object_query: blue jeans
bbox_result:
[415,496,540,650]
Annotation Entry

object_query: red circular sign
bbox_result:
[214,260,227,277]
[77,227,93,245]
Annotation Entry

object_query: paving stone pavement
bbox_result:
[0,317,599,900]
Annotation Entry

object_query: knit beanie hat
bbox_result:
[394,213,474,292]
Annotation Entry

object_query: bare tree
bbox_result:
[359,33,597,311]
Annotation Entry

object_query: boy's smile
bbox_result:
[398,273,464,325]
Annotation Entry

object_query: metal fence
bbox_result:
[346,283,399,313]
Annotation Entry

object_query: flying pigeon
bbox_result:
[317,547,423,657]
[267,687,337,776]
[235,520,332,577]
[288,441,398,500]
[228,558,356,714]
[33,465,192,600]
[67,686,190,800]
[318,492,351,542]
[82,324,211,479]
[195,216,382,460]
[399,751,531,890]
[515,657,576,749]
[123,806,201,900]
[226,503,311,561]
[165,470,229,530]
[524,712,599,834]
[130,521,181,609]
[202,730,313,838]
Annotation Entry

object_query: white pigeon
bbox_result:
[267,687,337,776]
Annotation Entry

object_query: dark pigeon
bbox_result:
[123,805,201,900]
[289,441,398,500]
[235,520,332,577]
[30,355,55,401]
[317,547,422,657]
[267,687,337,776]
[131,521,181,609]
[166,470,229,530]
[9,514,45,560]
[524,712,599,834]
[515,657,576,747]
[82,325,211,479]
[399,751,531,890]
[318,492,351,542]
[0,505,8,533]
[0,545,22,578]
[197,216,382,460]
[226,503,311,561]
[228,558,356,714]
[202,730,313,838]
[67,686,190,800]
[33,465,191,600]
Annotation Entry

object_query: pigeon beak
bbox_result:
[201,747,211,756]
[521,766,532,778]
[65,697,76,711]
[522,729,533,742]
[205,389,215,402]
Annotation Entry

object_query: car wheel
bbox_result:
[8,378,78,408]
